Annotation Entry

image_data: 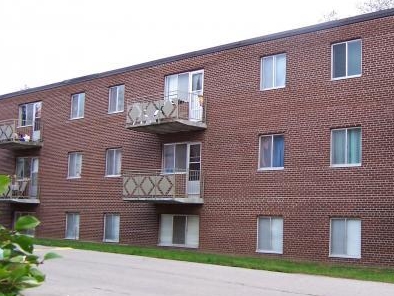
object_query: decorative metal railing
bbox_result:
[0,119,43,143]
[126,91,206,127]
[123,169,203,199]
[0,177,40,200]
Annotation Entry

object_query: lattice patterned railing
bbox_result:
[0,119,43,143]
[123,169,202,199]
[126,92,205,127]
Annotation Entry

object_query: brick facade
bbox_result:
[1,10,394,266]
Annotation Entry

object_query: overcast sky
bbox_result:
[0,0,365,95]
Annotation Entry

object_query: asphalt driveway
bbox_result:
[25,246,394,296]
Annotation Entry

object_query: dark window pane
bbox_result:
[333,43,346,78]
[172,216,186,244]
[273,135,284,167]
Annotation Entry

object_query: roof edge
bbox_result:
[1,8,394,100]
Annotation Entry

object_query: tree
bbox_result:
[357,0,394,13]
[320,10,339,22]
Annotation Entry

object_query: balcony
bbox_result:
[0,177,40,204]
[126,92,207,134]
[123,169,203,204]
[0,119,43,150]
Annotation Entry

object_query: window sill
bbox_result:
[108,110,124,115]
[256,249,283,254]
[67,176,81,179]
[103,239,119,243]
[17,124,33,128]
[258,167,284,171]
[70,117,84,120]
[260,85,285,91]
[331,74,361,81]
[158,243,198,249]
[64,237,79,240]
[330,163,361,168]
[329,254,361,259]
[105,174,121,178]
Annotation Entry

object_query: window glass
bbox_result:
[262,56,274,89]
[332,129,346,164]
[333,43,346,78]
[330,218,361,258]
[68,153,82,178]
[106,149,121,176]
[331,128,361,166]
[65,213,80,239]
[104,214,120,242]
[260,136,272,168]
[275,54,286,87]
[273,135,284,167]
[172,216,186,245]
[348,41,362,76]
[258,217,283,253]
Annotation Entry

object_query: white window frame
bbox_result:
[103,213,120,243]
[258,134,284,171]
[70,92,85,119]
[159,214,199,248]
[329,218,361,259]
[256,216,284,254]
[260,53,287,90]
[331,39,362,80]
[108,85,125,114]
[65,212,80,240]
[105,148,122,177]
[68,152,83,179]
[330,127,362,168]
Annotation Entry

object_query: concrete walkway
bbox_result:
[25,246,394,296]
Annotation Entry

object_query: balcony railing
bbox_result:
[0,177,40,204]
[126,91,207,134]
[0,119,43,150]
[123,169,203,204]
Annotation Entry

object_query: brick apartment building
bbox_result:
[0,9,393,267]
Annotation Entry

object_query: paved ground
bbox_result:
[25,246,394,296]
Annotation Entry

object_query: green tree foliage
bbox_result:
[0,215,60,295]
[0,175,9,197]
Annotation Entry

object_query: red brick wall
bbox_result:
[0,14,393,266]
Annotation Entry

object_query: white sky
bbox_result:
[0,0,364,95]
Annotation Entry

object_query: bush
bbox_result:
[0,215,60,296]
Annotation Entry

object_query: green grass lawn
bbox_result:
[34,238,394,283]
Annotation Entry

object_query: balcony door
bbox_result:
[32,102,42,141]
[164,70,204,121]
[16,157,39,197]
[163,142,201,197]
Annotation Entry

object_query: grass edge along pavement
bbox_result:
[34,238,394,284]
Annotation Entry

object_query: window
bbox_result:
[257,217,283,254]
[259,134,284,170]
[261,53,286,90]
[159,214,199,248]
[65,213,80,240]
[331,127,361,167]
[70,93,85,119]
[105,148,121,176]
[163,143,187,173]
[19,103,34,126]
[332,39,361,79]
[68,152,82,178]
[108,85,124,113]
[330,218,361,258]
[104,214,120,242]
[14,212,36,236]
[164,70,203,100]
